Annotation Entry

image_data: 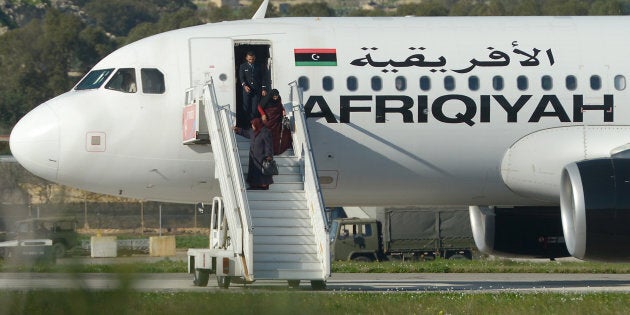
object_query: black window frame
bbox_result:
[75,68,115,90]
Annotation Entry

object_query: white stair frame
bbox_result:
[202,79,254,281]
[287,81,331,279]
[190,78,330,284]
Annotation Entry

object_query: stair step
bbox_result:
[235,134,250,141]
[236,139,296,156]
[242,184,304,191]
[253,244,318,253]
[244,183,303,192]
[240,157,300,167]
[241,165,302,175]
[251,209,310,219]
[242,172,301,182]
[238,150,300,160]
[279,166,301,173]
[254,235,317,245]
[269,183,304,191]
[241,165,300,175]
[252,218,311,227]
[247,191,306,201]
[249,200,307,210]
[236,140,294,154]
[254,253,319,262]
[254,269,324,280]
[270,174,302,182]
[253,226,314,236]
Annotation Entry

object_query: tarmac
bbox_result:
[57,249,189,265]
[2,271,630,293]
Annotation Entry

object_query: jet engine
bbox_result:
[470,206,569,259]
[560,158,630,261]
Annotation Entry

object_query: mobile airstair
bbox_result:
[186,79,330,289]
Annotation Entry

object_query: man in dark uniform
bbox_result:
[239,51,268,123]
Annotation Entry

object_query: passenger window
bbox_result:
[444,76,455,91]
[420,76,431,91]
[298,76,309,91]
[75,68,114,90]
[323,76,334,91]
[566,75,577,91]
[339,224,356,239]
[371,76,382,91]
[105,68,137,93]
[395,76,406,91]
[541,75,553,91]
[363,224,372,237]
[468,76,479,91]
[347,76,358,91]
[517,75,528,91]
[493,76,504,91]
[615,75,626,91]
[590,75,601,90]
[141,68,165,94]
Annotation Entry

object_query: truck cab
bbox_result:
[330,218,381,262]
[12,217,78,258]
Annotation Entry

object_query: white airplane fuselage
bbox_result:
[10,16,630,207]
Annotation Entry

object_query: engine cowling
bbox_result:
[561,158,630,261]
[470,206,569,259]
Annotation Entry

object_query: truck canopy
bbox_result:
[384,209,473,253]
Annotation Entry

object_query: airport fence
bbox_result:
[0,202,213,232]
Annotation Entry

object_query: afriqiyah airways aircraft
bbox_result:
[9,6,630,262]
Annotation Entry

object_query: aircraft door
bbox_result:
[189,38,236,111]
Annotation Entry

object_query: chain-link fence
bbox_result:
[0,202,212,232]
[0,161,216,233]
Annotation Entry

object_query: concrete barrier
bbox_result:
[91,236,117,257]
[149,236,176,257]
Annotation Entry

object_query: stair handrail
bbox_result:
[203,84,243,252]
[216,105,254,233]
[288,81,330,278]
[216,105,255,279]
[203,79,254,280]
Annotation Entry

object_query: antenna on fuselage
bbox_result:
[252,0,269,19]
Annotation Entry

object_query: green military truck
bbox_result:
[10,217,79,258]
[330,209,475,262]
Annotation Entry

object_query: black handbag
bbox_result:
[282,116,291,131]
[262,159,279,175]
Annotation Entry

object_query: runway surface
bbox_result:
[1,272,630,293]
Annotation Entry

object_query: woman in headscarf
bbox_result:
[233,118,274,190]
[257,89,292,155]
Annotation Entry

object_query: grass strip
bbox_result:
[332,259,630,273]
[0,259,186,273]
[4,258,630,274]
[1,290,629,315]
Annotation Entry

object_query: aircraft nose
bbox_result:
[10,103,60,181]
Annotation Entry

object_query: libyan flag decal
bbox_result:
[294,48,337,66]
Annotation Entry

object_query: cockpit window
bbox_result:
[75,69,114,90]
[105,68,137,93]
[141,68,165,94]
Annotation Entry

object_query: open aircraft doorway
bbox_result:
[234,43,272,128]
